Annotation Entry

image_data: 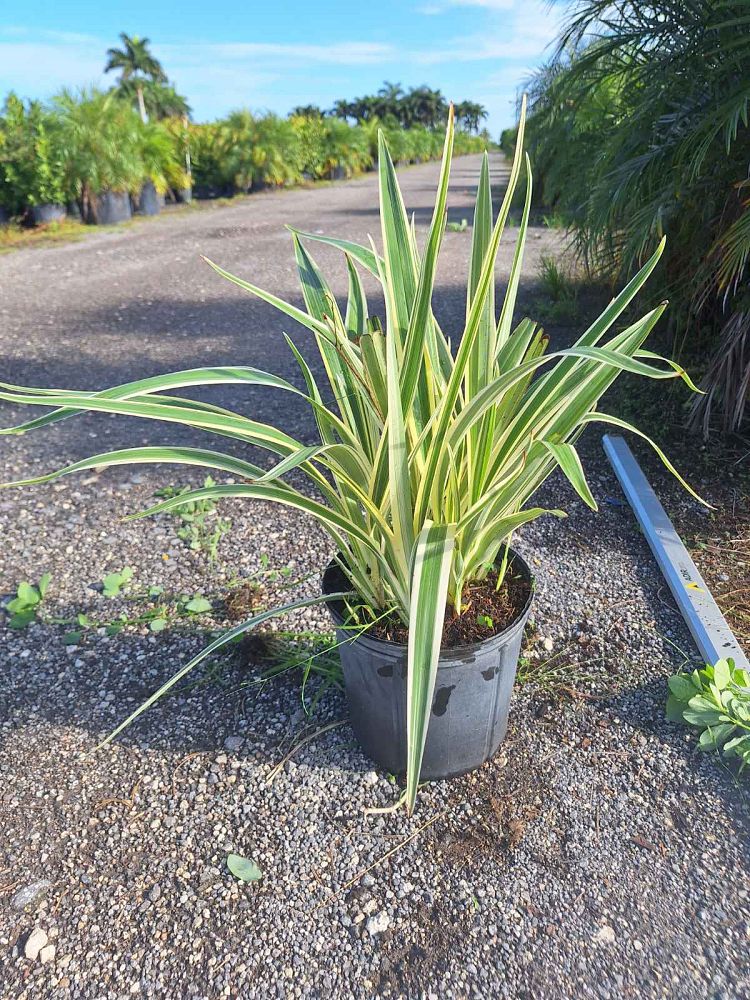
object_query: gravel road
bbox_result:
[0,155,748,1000]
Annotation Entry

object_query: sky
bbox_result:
[0,0,564,133]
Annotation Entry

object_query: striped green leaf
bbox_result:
[406,522,455,815]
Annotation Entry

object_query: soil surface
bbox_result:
[369,563,532,648]
[0,155,748,1000]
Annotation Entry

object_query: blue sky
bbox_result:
[0,1,563,132]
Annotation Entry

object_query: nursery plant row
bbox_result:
[0,89,493,227]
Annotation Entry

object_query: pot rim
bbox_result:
[322,547,534,657]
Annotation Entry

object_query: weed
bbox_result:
[534,254,580,324]
[153,476,231,559]
[245,628,344,715]
[258,552,294,582]
[516,644,597,694]
[4,573,51,628]
[541,210,569,230]
[446,218,468,233]
[538,254,575,301]
[102,566,134,597]
[667,658,750,771]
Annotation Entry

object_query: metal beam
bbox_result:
[602,434,748,669]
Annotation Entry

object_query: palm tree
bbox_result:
[104,33,166,123]
[141,81,190,121]
[455,100,488,134]
[402,87,448,129]
[290,104,323,119]
[523,0,750,434]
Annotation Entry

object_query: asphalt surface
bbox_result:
[0,155,748,1000]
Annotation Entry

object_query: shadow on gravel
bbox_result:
[1,606,366,765]
[591,679,750,835]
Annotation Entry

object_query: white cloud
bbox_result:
[162,41,394,66]
[0,29,107,96]
[0,28,397,117]
[412,0,562,66]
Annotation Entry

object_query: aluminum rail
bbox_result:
[602,434,749,670]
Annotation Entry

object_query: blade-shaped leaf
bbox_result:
[542,440,598,510]
[287,228,383,277]
[0,446,268,489]
[582,413,711,505]
[378,128,417,343]
[406,522,455,814]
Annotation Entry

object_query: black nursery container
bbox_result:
[323,550,534,781]
[30,203,65,225]
[135,180,164,216]
[88,190,132,225]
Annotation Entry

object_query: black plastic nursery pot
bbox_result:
[323,549,534,781]
[135,180,165,216]
[87,190,132,225]
[192,184,234,200]
[30,203,66,225]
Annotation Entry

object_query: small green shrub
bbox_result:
[535,254,580,324]
[1,105,704,814]
[667,658,750,771]
[0,95,65,214]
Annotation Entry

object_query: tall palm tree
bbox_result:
[104,33,166,123]
[455,100,488,134]
[403,87,448,129]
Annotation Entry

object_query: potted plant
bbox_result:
[0,103,703,814]
[134,120,188,216]
[53,89,141,225]
[0,94,66,224]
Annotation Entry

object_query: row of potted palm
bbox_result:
[189,111,489,196]
[0,91,490,226]
[0,89,189,225]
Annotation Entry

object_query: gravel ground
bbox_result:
[1,155,748,1000]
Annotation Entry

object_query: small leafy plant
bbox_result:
[446,217,468,232]
[102,566,134,597]
[535,254,579,323]
[667,658,750,771]
[68,589,213,641]
[154,476,231,559]
[226,853,262,882]
[4,573,51,628]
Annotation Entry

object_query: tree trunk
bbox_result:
[183,115,192,180]
[137,85,147,124]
